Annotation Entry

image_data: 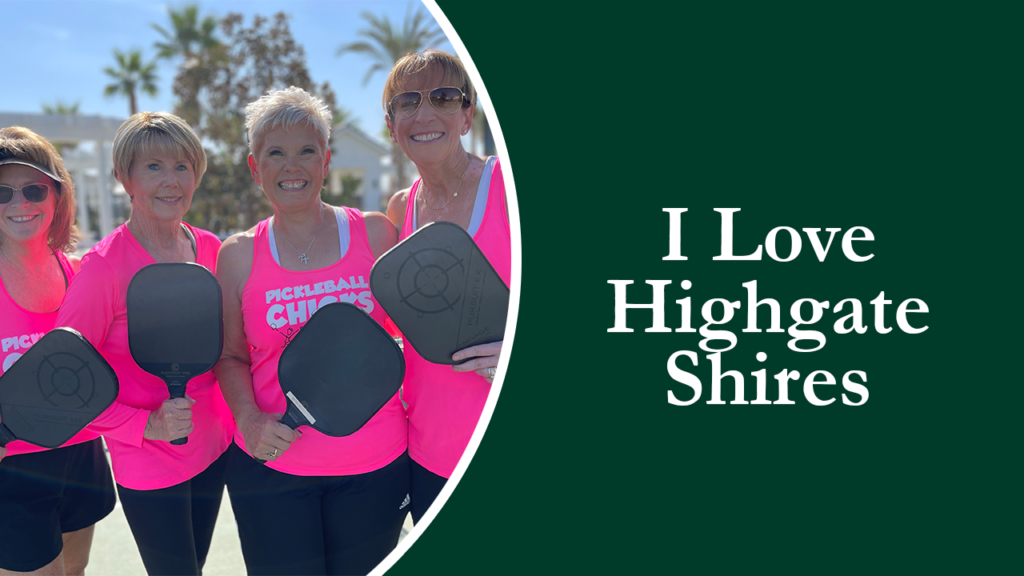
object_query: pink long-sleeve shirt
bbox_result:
[56,223,233,490]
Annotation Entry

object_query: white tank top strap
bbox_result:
[334,206,350,258]
[467,156,496,236]
[267,217,281,264]
[267,206,351,266]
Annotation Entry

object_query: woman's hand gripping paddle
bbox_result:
[255,302,404,464]
[370,221,510,365]
[127,263,223,445]
[0,328,119,449]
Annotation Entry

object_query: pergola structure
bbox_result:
[0,112,126,242]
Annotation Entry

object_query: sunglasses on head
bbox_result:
[389,87,469,119]
[0,183,53,204]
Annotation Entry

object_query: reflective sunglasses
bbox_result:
[388,87,469,119]
[0,183,53,204]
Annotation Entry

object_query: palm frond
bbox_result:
[337,5,444,84]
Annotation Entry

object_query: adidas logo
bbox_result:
[399,494,411,510]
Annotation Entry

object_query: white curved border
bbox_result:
[370,1,522,574]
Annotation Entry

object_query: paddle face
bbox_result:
[370,221,509,364]
[276,302,404,437]
[0,328,118,448]
[127,263,223,388]
[128,263,222,445]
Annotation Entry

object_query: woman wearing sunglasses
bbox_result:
[0,127,116,575]
[383,50,511,523]
[215,86,407,575]
[55,112,233,576]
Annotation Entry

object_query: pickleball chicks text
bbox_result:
[608,209,929,407]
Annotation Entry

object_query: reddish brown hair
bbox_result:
[0,126,78,253]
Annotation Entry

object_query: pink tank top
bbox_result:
[239,207,407,476]
[400,157,511,478]
[1,251,97,457]
[56,223,234,490]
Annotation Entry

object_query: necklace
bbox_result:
[275,203,324,264]
[421,160,470,210]
[127,220,191,263]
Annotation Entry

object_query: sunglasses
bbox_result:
[388,87,469,119]
[0,183,53,204]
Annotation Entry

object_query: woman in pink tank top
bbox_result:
[383,51,512,524]
[56,113,233,576]
[215,87,407,576]
[0,127,116,574]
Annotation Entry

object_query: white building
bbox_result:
[327,123,398,212]
[326,122,484,214]
[1,114,418,243]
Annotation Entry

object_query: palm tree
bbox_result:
[336,5,446,86]
[41,101,81,116]
[41,101,82,153]
[103,48,159,116]
[151,5,221,60]
[151,5,221,126]
[337,5,446,193]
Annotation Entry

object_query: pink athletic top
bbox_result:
[400,156,512,478]
[56,223,234,490]
[238,206,407,476]
[1,250,98,456]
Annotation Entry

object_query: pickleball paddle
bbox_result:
[0,328,118,449]
[256,302,404,464]
[370,221,509,365]
[127,263,222,445]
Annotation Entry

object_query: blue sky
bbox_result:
[1,0,455,142]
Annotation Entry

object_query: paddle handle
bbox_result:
[0,423,15,447]
[167,380,189,446]
[254,411,302,465]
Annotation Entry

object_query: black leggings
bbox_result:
[225,443,410,576]
[410,458,448,524]
[116,450,228,576]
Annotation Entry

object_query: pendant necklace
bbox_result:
[422,160,470,210]
[276,203,325,264]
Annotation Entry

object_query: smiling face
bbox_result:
[387,71,474,169]
[248,122,330,210]
[0,164,58,247]
[123,143,197,226]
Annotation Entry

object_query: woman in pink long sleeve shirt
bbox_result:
[56,113,233,576]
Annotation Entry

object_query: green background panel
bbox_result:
[390,2,1020,573]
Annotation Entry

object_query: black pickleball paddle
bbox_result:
[256,302,404,464]
[127,263,222,446]
[370,221,509,365]
[0,328,119,449]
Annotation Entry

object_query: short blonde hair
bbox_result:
[112,112,207,186]
[245,87,333,157]
[0,126,78,253]
[382,50,475,117]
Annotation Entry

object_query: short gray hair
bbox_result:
[245,86,333,156]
